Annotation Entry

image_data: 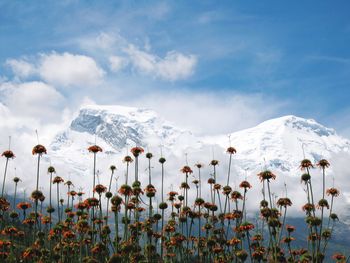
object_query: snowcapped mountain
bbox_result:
[50,105,349,183]
[203,115,350,174]
[50,105,350,176]
[1,102,349,238]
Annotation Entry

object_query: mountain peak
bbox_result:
[257,115,336,137]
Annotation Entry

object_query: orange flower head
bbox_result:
[277,197,292,208]
[257,170,276,181]
[227,146,237,154]
[94,184,107,195]
[326,188,340,197]
[317,159,330,169]
[2,150,15,159]
[53,176,64,184]
[32,144,47,155]
[17,202,31,210]
[239,181,252,189]
[88,145,102,153]
[181,165,193,174]
[300,159,314,170]
[123,155,133,163]
[130,146,144,157]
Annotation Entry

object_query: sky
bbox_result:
[1,0,350,137]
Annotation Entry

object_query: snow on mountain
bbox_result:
[49,104,202,182]
[46,105,350,216]
[203,115,350,175]
[50,105,350,177]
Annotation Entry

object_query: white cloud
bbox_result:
[157,51,197,81]
[95,32,117,50]
[0,81,65,122]
[5,52,105,88]
[38,52,105,87]
[109,55,128,72]
[76,32,197,81]
[125,45,197,81]
[5,58,36,78]
[126,91,285,135]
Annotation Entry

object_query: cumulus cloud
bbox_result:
[5,58,36,78]
[5,52,105,88]
[125,45,197,81]
[76,32,197,81]
[0,81,65,122]
[38,52,105,87]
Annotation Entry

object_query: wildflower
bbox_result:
[237,222,255,232]
[268,217,281,228]
[145,184,156,198]
[317,159,330,169]
[87,145,102,153]
[222,185,232,195]
[1,150,15,159]
[239,180,252,189]
[213,183,221,190]
[123,155,133,163]
[227,237,241,246]
[235,250,248,261]
[326,188,340,197]
[300,159,314,170]
[31,190,43,201]
[332,253,346,262]
[277,197,292,208]
[53,176,64,184]
[227,146,237,154]
[306,216,322,227]
[317,198,329,209]
[322,229,332,239]
[308,233,320,241]
[282,236,295,243]
[252,249,265,261]
[17,202,31,210]
[301,173,311,182]
[208,178,215,184]
[302,203,315,212]
[75,202,88,210]
[286,225,295,233]
[231,191,243,200]
[0,198,10,211]
[181,165,193,174]
[195,163,203,169]
[251,234,263,241]
[159,202,168,210]
[93,184,107,195]
[47,166,56,174]
[260,200,268,208]
[130,146,144,157]
[13,177,20,183]
[330,213,339,221]
[85,197,99,207]
[257,170,276,181]
[195,197,205,206]
[32,144,47,155]
[210,160,219,166]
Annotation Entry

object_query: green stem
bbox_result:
[1,158,9,198]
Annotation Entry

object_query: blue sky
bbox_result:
[1,1,350,136]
